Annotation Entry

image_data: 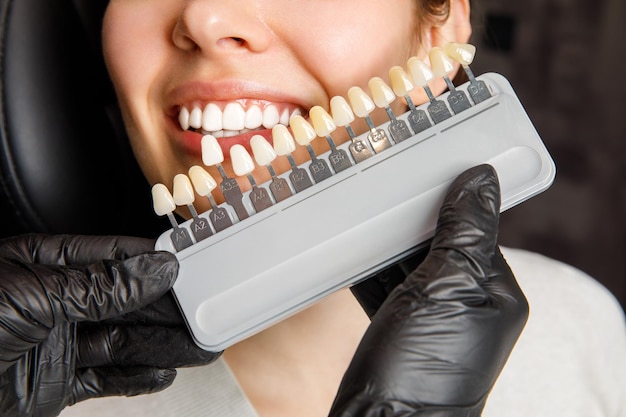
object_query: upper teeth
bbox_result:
[178,103,302,136]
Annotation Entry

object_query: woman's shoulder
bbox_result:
[484,247,626,417]
[500,246,624,321]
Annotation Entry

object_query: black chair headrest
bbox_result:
[0,0,165,238]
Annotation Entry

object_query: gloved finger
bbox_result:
[0,234,156,265]
[70,366,176,405]
[26,250,178,324]
[76,325,220,369]
[99,291,186,328]
[415,164,501,302]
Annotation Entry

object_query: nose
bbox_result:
[172,0,273,55]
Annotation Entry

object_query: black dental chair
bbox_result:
[0,0,166,239]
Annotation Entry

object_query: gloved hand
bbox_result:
[329,164,529,416]
[0,234,219,417]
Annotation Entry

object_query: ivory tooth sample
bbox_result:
[445,42,491,103]
[250,135,293,202]
[272,124,314,193]
[231,144,273,212]
[309,106,353,173]
[429,47,471,114]
[407,57,452,124]
[290,115,333,183]
[152,183,193,251]
[347,86,393,153]
[201,134,250,220]
[330,96,372,163]
[173,174,213,241]
[389,66,432,134]
[188,165,233,232]
[368,77,411,142]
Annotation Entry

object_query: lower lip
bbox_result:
[173,124,274,160]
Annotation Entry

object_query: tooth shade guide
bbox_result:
[272,125,314,193]
[188,166,234,232]
[151,183,193,251]
[346,87,393,153]
[368,77,412,143]
[289,115,333,183]
[310,106,354,173]
[251,135,293,202]
[231,144,274,212]
[201,135,250,221]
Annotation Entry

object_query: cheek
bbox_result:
[102,4,178,185]
[286,2,419,97]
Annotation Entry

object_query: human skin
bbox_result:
[102,1,471,416]
[102,0,470,213]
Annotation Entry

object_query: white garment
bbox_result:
[60,247,626,417]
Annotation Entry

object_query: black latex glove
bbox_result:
[0,234,219,417]
[329,164,529,417]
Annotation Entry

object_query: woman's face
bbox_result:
[103,0,444,210]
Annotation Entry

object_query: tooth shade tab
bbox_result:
[429,47,455,78]
[201,135,224,166]
[330,96,355,126]
[389,66,415,97]
[272,124,297,155]
[445,42,476,66]
[173,174,196,206]
[250,135,277,166]
[152,183,176,216]
[407,57,433,86]
[290,115,317,146]
[348,86,376,118]
[188,165,217,196]
[369,77,396,108]
[309,106,337,137]
[230,144,256,176]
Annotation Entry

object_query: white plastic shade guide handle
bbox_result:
[188,165,217,196]
[230,144,256,176]
[329,96,355,127]
[272,124,297,155]
[309,106,337,137]
[389,66,415,97]
[368,77,396,108]
[429,47,455,78]
[290,115,317,146]
[152,183,176,216]
[347,86,376,118]
[445,42,476,66]
[172,174,196,206]
[250,135,277,166]
[407,57,434,87]
[201,134,224,166]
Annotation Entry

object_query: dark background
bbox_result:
[470,0,625,309]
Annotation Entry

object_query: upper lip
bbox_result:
[165,79,314,118]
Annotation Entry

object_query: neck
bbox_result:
[223,288,370,417]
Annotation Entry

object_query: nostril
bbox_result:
[216,36,247,49]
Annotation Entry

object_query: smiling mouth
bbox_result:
[178,100,305,138]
